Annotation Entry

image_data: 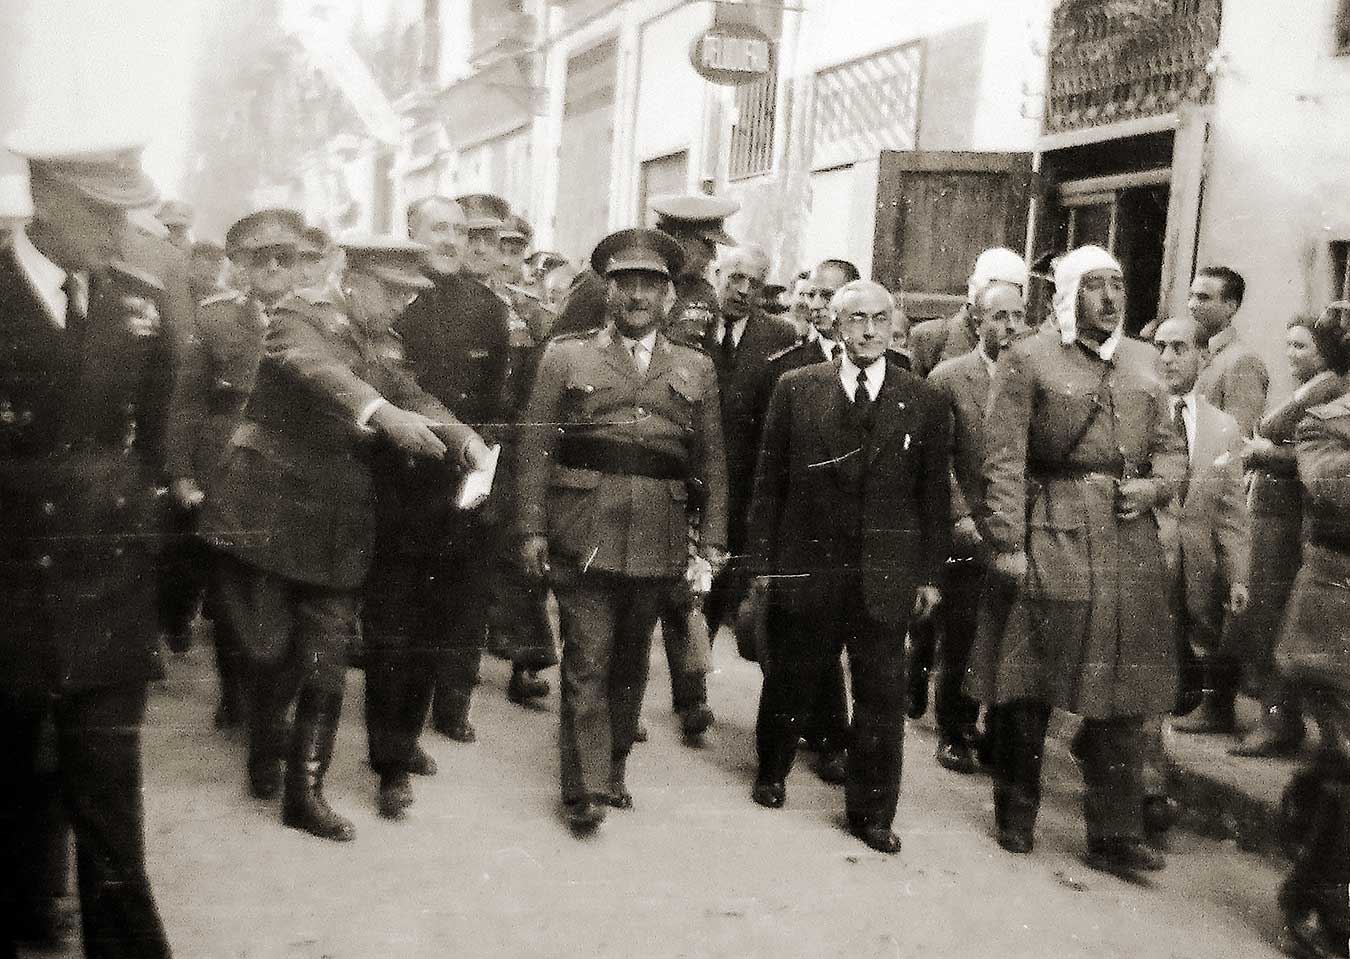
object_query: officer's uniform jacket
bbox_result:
[1197,324,1269,437]
[0,248,177,695]
[1279,394,1350,693]
[967,328,1187,717]
[201,287,475,591]
[516,325,727,579]
[167,289,267,484]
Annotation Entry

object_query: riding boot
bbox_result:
[432,683,475,743]
[993,700,1050,849]
[282,688,355,842]
[1172,660,1238,734]
[247,666,292,799]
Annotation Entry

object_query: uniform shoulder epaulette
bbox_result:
[551,328,598,342]
[1306,397,1350,420]
[200,288,245,307]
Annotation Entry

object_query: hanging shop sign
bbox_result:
[689,22,774,87]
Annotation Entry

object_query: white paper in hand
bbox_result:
[455,443,500,510]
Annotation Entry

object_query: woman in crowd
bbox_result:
[1232,312,1349,757]
[1273,302,1350,958]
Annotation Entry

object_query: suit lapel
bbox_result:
[867,364,915,464]
[599,328,637,379]
[645,334,673,383]
[810,367,860,476]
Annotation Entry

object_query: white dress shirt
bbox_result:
[718,316,748,348]
[12,228,86,328]
[816,334,840,362]
[839,352,885,402]
[620,329,659,374]
[977,342,998,378]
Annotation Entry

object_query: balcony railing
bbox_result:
[1045,0,1221,133]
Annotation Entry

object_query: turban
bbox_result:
[1053,245,1125,361]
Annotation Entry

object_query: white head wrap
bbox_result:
[967,247,1028,301]
[1053,244,1125,360]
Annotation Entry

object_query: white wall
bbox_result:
[1200,0,1350,398]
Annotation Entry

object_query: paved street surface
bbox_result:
[86,635,1289,958]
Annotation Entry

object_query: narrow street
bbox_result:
[116,634,1289,959]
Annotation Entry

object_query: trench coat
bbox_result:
[966,329,1187,718]
[1277,393,1350,694]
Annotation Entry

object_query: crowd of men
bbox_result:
[3,126,1350,959]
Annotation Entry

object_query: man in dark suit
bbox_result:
[0,131,174,958]
[362,196,514,818]
[202,237,488,842]
[747,280,950,854]
[517,229,728,833]
[703,245,800,631]
[927,281,1025,773]
[753,257,859,784]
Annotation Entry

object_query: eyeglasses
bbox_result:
[248,247,296,269]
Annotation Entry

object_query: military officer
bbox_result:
[167,208,306,730]
[970,245,1185,876]
[517,228,728,832]
[0,129,174,958]
[201,236,489,842]
[296,225,337,292]
[499,212,533,288]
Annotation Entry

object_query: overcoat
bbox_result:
[201,288,474,591]
[515,326,727,580]
[0,249,176,694]
[929,348,995,564]
[1277,393,1350,694]
[967,329,1186,717]
[1241,371,1346,668]
[746,360,950,628]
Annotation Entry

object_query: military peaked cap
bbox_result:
[455,193,511,230]
[500,213,533,244]
[155,200,194,228]
[298,226,333,257]
[225,208,305,255]
[649,193,739,246]
[340,234,433,290]
[590,228,684,279]
[6,126,158,209]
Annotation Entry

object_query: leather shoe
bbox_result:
[378,773,415,820]
[816,750,847,785]
[997,826,1033,854]
[564,796,607,832]
[752,779,786,808]
[847,820,902,854]
[435,720,476,743]
[1229,723,1303,758]
[249,759,283,801]
[605,784,634,810]
[1084,837,1166,878]
[1171,697,1236,735]
[408,744,438,776]
[508,667,550,704]
[935,737,977,774]
[633,720,648,743]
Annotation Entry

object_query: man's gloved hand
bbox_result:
[521,535,550,580]
[370,403,447,460]
[460,433,492,470]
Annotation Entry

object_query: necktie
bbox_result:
[629,340,648,374]
[853,368,874,429]
[62,274,86,340]
[828,341,841,362]
[1172,399,1189,457]
[719,318,737,369]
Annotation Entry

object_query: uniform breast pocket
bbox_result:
[663,380,699,430]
